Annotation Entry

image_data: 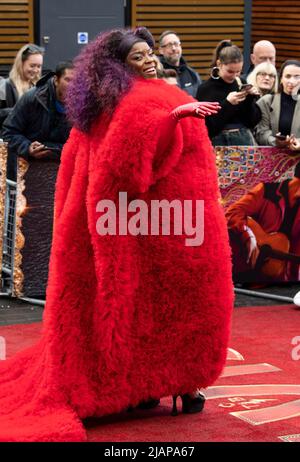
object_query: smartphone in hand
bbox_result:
[239,84,253,92]
[44,146,61,153]
[275,133,286,141]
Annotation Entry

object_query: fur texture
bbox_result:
[0,79,233,441]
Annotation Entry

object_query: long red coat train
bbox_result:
[0,79,233,441]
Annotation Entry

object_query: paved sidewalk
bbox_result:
[0,296,44,325]
[234,282,300,307]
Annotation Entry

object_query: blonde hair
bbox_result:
[9,43,44,97]
[247,62,278,95]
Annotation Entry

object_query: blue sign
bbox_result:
[77,32,88,45]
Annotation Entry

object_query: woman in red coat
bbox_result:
[0,28,233,441]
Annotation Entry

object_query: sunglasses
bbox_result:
[22,45,45,60]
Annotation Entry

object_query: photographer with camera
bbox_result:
[2,61,74,180]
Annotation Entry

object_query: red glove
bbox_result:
[157,101,220,155]
[170,101,221,121]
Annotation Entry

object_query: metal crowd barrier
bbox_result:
[0,143,57,305]
[1,179,17,296]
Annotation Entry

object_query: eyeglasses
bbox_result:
[257,72,276,79]
[160,41,181,49]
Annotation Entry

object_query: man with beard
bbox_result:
[158,30,202,97]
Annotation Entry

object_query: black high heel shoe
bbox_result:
[171,391,205,416]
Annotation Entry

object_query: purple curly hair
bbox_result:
[66,27,155,132]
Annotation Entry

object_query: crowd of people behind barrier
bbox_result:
[0,49,75,180]
[1,33,300,174]
[0,34,300,179]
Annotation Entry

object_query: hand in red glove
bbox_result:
[157,101,220,155]
[170,101,221,121]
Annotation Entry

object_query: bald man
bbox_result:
[244,40,276,77]
[251,40,276,67]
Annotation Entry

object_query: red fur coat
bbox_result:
[0,79,233,441]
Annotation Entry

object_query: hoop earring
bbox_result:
[211,66,220,80]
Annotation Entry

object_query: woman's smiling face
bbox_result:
[126,42,157,79]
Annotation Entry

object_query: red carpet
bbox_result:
[1,305,299,442]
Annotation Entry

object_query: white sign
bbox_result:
[77,32,88,45]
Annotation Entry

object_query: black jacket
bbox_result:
[242,64,254,80]
[2,73,71,179]
[159,56,202,98]
[196,77,261,138]
[0,78,18,130]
